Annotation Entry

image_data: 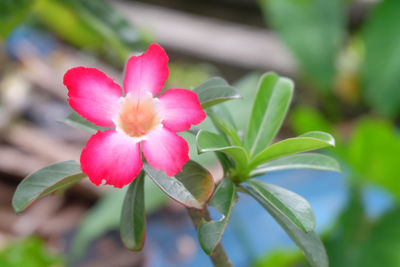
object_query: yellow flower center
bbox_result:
[117,94,161,138]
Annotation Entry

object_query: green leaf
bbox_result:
[259,0,345,91]
[197,130,248,171]
[345,118,400,199]
[249,131,335,169]
[71,177,166,259]
[120,172,146,251]
[356,206,400,267]
[143,160,214,209]
[198,179,236,254]
[251,153,341,177]
[245,73,294,157]
[362,0,400,116]
[247,180,315,232]
[194,77,241,109]
[0,0,33,39]
[207,108,242,147]
[242,184,328,267]
[12,161,86,214]
[61,112,110,134]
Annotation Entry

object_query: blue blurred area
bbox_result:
[144,168,393,267]
[6,26,56,60]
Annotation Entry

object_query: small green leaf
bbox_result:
[245,73,294,157]
[249,131,335,169]
[247,180,315,232]
[61,112,110,134]
[143,160,214,209]
[120,172,146,251]
[242,184,328,267]
[208,108,242,147]
[12,161,86,214]
[197,130,248,171]
[198,179,236,254]
[251,153,341,177]
[194,77,241,109]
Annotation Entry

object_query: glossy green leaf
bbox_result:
[251,153,341,177]
[120,172,146,251]
[61,112,110,134]
[259,0,345,91]
[245,73,294,157]
[198,179,236,254]
[208,108,242,147]
[197,130,248,171]
[143,160,214,209]
[194,77,241,109]
[247,180,315,232]
[249,131,335,169]
[12,161,86,214]
[242,184,328,267]
[362,0,400,116]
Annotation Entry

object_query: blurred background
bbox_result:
[1,0,400,266]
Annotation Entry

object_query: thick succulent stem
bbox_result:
[187,207,234,267]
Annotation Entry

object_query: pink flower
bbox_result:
[63,44,206,188]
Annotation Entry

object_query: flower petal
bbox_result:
[158,89,206,132]
[64,67,122,127]
[81,130,142,188]
[123,43,169,99]
[142,127,189,176]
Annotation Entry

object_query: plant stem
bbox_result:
[187,208,234,267]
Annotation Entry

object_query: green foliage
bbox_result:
[362,0,400,117]
[12,161,86,214]
[245,72,293,156]
[194,73,340,264]
[71,177,166,259]
[252,249,307,267]
[356,207,400,267]
[290,106,334,135]
[120,172,146,251]
[242,184,328,267]
[197,130,249,172]
[259,0,345,91]
[143,160,214,209]
[247,180,316,233]
[0,0,34,39]
[0,237,63,267]
[33,0,146,64]
[249,131,335,169]
[198,179,237,254]
[252,153,341,176]
[345,118,400,198]
[62,112,111,134]
[194,77,241,109]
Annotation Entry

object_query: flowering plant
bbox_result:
[12,44,340,267]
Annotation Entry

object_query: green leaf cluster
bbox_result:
[194,73,341,266]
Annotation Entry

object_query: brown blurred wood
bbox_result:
[113,1,295,74]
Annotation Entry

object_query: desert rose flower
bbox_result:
[63,44,206,188]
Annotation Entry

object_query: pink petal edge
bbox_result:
[123,43,169,99]
[158,89,206,132]
[142,127,189,177]
[64,67,122,127]
[81,130,143,188]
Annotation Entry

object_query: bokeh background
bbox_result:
[1,0,400,266]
